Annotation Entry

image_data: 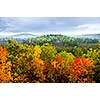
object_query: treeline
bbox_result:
[24,34,99,47]
[0,35,99,49]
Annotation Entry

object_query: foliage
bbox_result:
[71,47,84,57]
[44,55,69,82]
[0,38,99,83]
[27,58,46,82]
[58,51,75,67]
[0,47,12,82]
[67,56,95,83]
[6,40,34,82]
[23,35,99,51]
[85,43,100,82]
[41,44,57,63]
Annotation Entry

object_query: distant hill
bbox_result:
[0,32,100,40]
[10,33,37,39]
[0,33,37,39]
[24,34,99,49]
[78,34,100,39]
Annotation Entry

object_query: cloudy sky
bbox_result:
[0,17,100,36]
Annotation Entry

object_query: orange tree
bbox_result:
[44,55,69,83]
[27,58,46,82]
[0,46,12,82]
[67,56,95,83]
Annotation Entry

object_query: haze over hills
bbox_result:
[10,33,37,39]
[0,32,38,39]
[77,33,100,39]
[0,32,100,40]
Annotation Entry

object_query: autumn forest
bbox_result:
[0,35,100,83]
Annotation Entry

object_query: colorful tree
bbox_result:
[41,44,57,63]
[84,45,100,82]
[27,58,46,82]
[44,55,69,83]
[0,47,12,82]
[67,56,95,83]
[58,51,75,67]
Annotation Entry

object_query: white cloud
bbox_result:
[76,23,100,30]
[70,23,100,35]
